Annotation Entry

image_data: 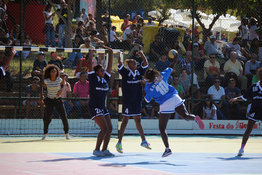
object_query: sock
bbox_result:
[240,144,246,149]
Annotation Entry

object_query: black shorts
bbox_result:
[88,106,109,120]
[122,102,142,117]
[247,112,262,122]
[0,68,4,80]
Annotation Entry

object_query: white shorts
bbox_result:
[159,94,184,114]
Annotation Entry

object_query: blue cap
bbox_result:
[37,51,44,55]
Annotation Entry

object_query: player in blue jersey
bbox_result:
[230,67,262,157]
[116,50,151,153]
[143,51,204,157]
[87,46,114,157]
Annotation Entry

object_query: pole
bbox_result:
[108,0,111,47]
[190,0,195,113]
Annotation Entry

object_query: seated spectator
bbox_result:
[155,52,171,72]
[48,52,64,72]
[141,98,157,119]
[224,51,248,91]
[23,76,44,118]
[74,53,97,78]
[145,17,156,26]
[249,17,259,41]
[102,10,111,30]
[73,72,90,118]
[202,95,217,120]
[207,77,228,120]
[204,53,221,86]
[224,78,241,119]
[0,49,15,91]
[180,51,192,73]
[187,84,202,116]
[98,23,108,45]
[90,30,104,47]
[224,37,246,61]
[109,26,119,44]
[75,20,85,38]
[88,13,96,24]
[172,74,184,98]
[178,69,191,98]
[245,53,261,86]
[122,24,136,50]
[192,42,206,69]
[121,14,130,31]
[249,38,260,59]
[31,51,47,78]
[65,35,84,67]
[149,34,169,63]
[221,33,228,42]
[204,35,224,59]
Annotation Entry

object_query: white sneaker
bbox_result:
[102,150,115,157]
[237,148,244,156]
[41,134,47,140]
[65,134,70,140]
[93,150,105,157]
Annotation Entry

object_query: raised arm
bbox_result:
[137,50,148,67]
[104,46,114,74]
[87,50,96,72]
[169,52,178,69]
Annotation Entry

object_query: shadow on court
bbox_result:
[216,156,262,160]
[99,160,186,167]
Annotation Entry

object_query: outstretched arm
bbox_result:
[229,95,244,103]
[104,46,114,74]
[137,50,148,67]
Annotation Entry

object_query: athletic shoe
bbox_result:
[162,148,172,157]
[93,150,105,157]
[102,150,115,157]
[195,115,205,130]
[41,134,47,140]
[65,134,70,140]
[116,142,123,153]
[237,148,244,156]
[141,140,151,150]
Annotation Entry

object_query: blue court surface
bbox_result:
[54,152,262,174]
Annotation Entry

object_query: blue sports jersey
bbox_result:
[144,67,178,105]
[88,71,110,108]
[118,64,148,104]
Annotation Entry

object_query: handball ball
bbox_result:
[168,49,178,59]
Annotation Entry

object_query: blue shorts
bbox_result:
[88,106,109,120]
[122,102,142,117]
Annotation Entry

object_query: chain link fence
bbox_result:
[0,0,261,135]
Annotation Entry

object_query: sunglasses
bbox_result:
[210,57,216,59]
[214,81,220,83]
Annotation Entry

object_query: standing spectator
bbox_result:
[31,51,47,78]
[75,20,85,38]
[221,33,228,42]
[180,51,192,73]
[99,23,108,45]
[192,42,205,69]
[102,10,111,30]
[81,8,88,25]
[60,73,73,116]
[182,28,191,51]
[88,13,96,24]
[245,53,261,86]
[204,53,221,85]
[48,52,64,72]
[73,71,90,119]
[41,64,70,140]
[74,52,97,78]
[239,18,249,47]
[58,1,68,48]
[207,77,228,120]
[204,35,224,58]
[178,69,191,98]
[224,78,241,119]
[187,84,202,116]
[122,24,136,50]
[43,4,55,47]
[224,51,247,91]
[23,76,44,118]
[202,95,217,120]
[172,74,184,98]
[149,35,169,63]
[65,35,84,67]
[249,17,259,41]
[0,0,8,35]
[155,53,171,72]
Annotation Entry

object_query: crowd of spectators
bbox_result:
[0,0,261,120]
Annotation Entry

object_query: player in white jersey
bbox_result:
[41,64,69,140]
[143,51,204,157]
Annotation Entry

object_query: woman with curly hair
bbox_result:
[41,64,69,140]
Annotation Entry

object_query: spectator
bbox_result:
[75,20,85,38]
[204,53,221,85]
[65,35,84,67]
[192,42,205,69]
[221,33,228,42]
[80,37,95,49]
[60,72,73,115]
[48,52,64,72]
[43,4,55,47]
[180,51,192,73]
[182,28,191,51]
[86,21,96,36]
[141,98,157,119]
[90,30,104,47]
[31,51,47,78]
[187,84,202,116]
[249,17,259,41]
[98,23,108,45]
[250,38,260,59]
[145,17,156,26]
[109,26,120,49]
[121,14,130,31]
[23,76,44,118]
[224,37,246,61]
[207,77,227,120]
[73,71,90,118]
[132,14,141,24]
[0,0,8,35]
[204,35,224,59]
[58,1,68,48]
[81,8,88,26]
[122,24,136,50]
[245,53,261,86]
[102,10,111,30]
[239,18,249,47]
[224,78,241,119]
[108,81,119,118]
[172,74,184,98]
[155,52,171,72]
[178,69,191,98]
[74,53,97,78]
[88,13,96,24]
[202,95,217,120]
[149,35,169,62]
[224,51,247,91]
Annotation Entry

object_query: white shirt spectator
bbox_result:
[110,30,117,42]
[249,25,259,40]
[204,41,219,55]
[207,85,225,104]
[241,25,249,40]
[227,42,242,57]
[123,27,133,41]
[203,104,217,120]
[43,11,53,24]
